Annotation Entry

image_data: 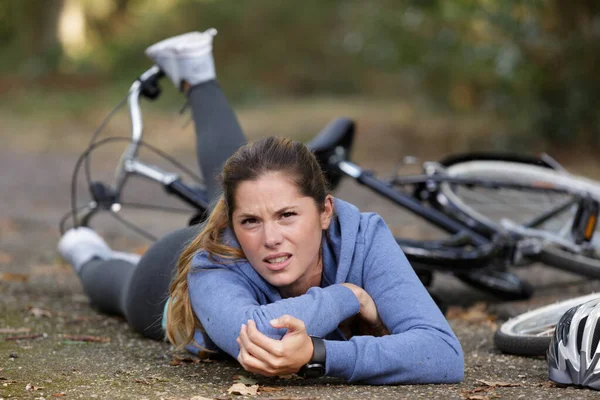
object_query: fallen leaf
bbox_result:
[172,355,200,364]
[259,386,285,393]
[537,381,557,388]
[25,383,44,391]
[30,264,71,276]
[227,382,259,396]
[447,303,497,327]
[476,379,521,388]
[52,393,66,397]
[4,333,44,341]
[0,327,31,334]
[62,335,110,343]
[28,307,53,318]
[0,218,18,234]
[0,272,28,282]
[233,375,258,385]
[0,251,13,264]
[132,245,149,255]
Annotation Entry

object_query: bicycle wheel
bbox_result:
[437,160,600,277]
[494,293,600,356]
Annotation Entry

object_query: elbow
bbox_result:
[439,340,464,383]
[245,308,286,340]
[444,353,465,383]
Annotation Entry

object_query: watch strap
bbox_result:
[298,336,326,378]
[310,336,326,364]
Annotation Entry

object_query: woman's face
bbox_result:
[231,172,333,296]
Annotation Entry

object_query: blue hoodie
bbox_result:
[183,198,464,384]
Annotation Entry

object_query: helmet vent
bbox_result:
[591,320,600,354]
[577,316,588,352]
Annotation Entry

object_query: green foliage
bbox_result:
[2,0,600,147]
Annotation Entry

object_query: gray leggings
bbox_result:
[77,79,246,340]
[80,226,198,340]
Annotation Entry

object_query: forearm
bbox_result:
[324,328,464,384]
[191,272,360,358]
[244,285,360,338]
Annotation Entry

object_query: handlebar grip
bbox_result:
[139,68,165,100]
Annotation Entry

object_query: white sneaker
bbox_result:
[58,227,141,273]
[145,28,218,90]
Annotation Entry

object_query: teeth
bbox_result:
[268,256,289,264]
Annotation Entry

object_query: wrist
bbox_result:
[298,337,326,378]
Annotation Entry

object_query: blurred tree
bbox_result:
[13,0,65,74]
[1,0,600,148]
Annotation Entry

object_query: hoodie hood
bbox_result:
[190,197,362,301]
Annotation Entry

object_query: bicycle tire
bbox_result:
[494,293,600,356]
[438,160,600,277]
[438,152,556,169]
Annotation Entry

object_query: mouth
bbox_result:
[263,253,292,271]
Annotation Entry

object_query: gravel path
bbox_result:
[2,148,600,399]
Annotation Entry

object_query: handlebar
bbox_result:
[112,66,164,199]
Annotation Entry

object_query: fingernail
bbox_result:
[270,319,278,325]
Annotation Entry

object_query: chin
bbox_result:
[266,272,299,289]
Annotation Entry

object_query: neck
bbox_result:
[279,252,323,299]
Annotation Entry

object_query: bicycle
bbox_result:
[61,35,600,304]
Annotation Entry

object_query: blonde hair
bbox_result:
[166,198,243,349]
[166,137,329,349]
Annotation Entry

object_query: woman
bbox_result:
[165,136,464,384]
[58,30,463,385]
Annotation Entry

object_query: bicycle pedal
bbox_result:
[89,181,117,209]
[571,195,599,244]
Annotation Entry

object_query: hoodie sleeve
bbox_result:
[323,215,464,385]
[187,264,360,359]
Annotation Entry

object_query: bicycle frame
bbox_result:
[73,65,594,273]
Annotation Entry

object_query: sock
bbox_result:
[58,227,141,273]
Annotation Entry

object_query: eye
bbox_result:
[241,218,258,225]
[281,211,297,219]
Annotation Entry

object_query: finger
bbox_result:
[270,314,306,333]
[239,323,279,365]
[237,344,277,376]
[246,320,285,356]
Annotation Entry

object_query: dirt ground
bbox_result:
[2,103,600,400]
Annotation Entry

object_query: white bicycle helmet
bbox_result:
[547,297,600,389]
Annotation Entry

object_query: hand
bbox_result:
[236,315,313,377]
[340,283,390,336]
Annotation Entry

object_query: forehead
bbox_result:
[233,172,309,215]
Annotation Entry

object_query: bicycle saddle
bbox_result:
[306,117,355,155]
[307,117,355,190]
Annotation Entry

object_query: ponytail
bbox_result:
[166,197,244,349]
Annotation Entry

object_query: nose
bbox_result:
[263,221,283,248]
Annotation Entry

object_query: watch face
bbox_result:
[302,364,325,378]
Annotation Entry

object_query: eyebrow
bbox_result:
[236,206,297,220]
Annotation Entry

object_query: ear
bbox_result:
[320,195,334,230]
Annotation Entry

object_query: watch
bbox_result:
[298,336,326,378]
